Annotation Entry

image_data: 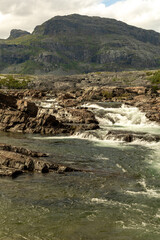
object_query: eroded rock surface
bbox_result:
[0,85,159,138]
[0,144,82,178]
[0,90,99,134]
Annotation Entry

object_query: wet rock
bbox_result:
[0,143,83,177]
[126,87,147,95]
[0,91,71,134]
[17,99,38,117]
[123,134,133,142]
[107,130,160,142]
[0,144,50,176]
[34,160,49,173]
[0,150,34,171]
[57,165,79,174]
[0,92,17,109]
[54,108,98,125]
[0,85,159,136]
[57,166,69,174]
[57,92,75,100]
[49,163,81,174]
[60,99,80,107]
[0,143,48,157]
[0,168,23,178]
[74,123,99,131]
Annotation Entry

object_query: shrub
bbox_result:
[102,90,113,99]
[146,71,153,76]
[149,70,160,84]
[0,75,30,89]
[151,85,160,92]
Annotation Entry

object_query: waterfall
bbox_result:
[75,103,160,143]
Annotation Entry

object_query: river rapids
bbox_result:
[0,101,159,240]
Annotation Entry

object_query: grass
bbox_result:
[149,70,160,84]
[102,90,113,99]
[146,70,160,90]
[146,71,153,76]
[20,60,44,74]
[62,61,80,71]
[5,34,44,46]
[0,74,31,89]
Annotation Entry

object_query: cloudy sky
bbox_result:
[0,0,160,39]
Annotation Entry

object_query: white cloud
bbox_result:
[81,0,160,32]
[0,0,160,39]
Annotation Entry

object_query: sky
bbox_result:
[0,0,160,39]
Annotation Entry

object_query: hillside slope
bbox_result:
[0,14,160,74]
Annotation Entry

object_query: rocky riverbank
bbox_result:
[0,143,82,177]
[0,90,99,135]
[76,86,160,123]
[0,86,159,134]
[0,85,159,177]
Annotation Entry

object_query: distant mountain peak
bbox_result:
[8,29,30,40]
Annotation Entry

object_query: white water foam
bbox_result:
[91,198,131,208]
[73,131,124,144]
[83,103,160,134]
[36,98,59,109]
[125,178,160,198]
[116,164,127,173]
[34,102,160,149]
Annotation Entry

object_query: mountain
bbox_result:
[0,14,160,74]
[8,29,30,40]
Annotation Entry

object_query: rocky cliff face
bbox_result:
[1,14,160,74]
[8,29,30,40]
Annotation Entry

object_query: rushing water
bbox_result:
[0,102,160,240]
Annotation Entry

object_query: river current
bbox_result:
[0,102,160,239]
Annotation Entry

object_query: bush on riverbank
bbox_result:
[0,75,31,89]
[149,70,160,84]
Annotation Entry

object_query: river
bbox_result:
[0,102,159,239]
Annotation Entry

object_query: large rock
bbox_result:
[0,92,17,109]
[0,143,82,177]
[107,130,160,142]
[52,106,98,124]
[17,99,38,117]
[0,109,27,132]
[0,91,71,134]
[0,143,48,157]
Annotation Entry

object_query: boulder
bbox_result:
[0,144,83,177]
[0,143,48,157]
[17,99,38,117]
[54,108,98,125]
[0,168,23,178]
[0,92,17,108]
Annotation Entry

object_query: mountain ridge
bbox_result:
[0,14,160,74]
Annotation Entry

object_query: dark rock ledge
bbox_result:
[0,143,81,178]
[0,91,99,135]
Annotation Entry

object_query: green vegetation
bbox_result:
[146,70,160,90]
[102,90,113,99]
[112,77,118,82]
[149,70,160,84]
[5,34,44,46]
[95,72,102,75]
[20,61,44,74]
[116,93,131,99]
[151,85,159,92]
[0,75,31,89]
[62,61,80,71]
[146,71,153,76]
